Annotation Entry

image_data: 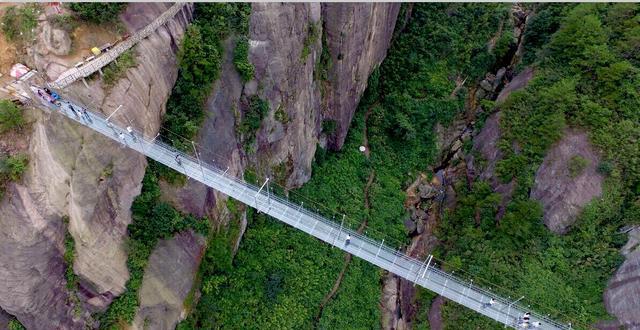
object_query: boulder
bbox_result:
[418,183,437,199]
[38,21,72,56]
[479,79,493,92]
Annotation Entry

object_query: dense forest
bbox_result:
[438,3,639,328]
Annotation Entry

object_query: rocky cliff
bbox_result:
[250,3,400,187]
[131,231,205,330]
[321,3,400,150]
[174,3,400,220]
[603,228,640,329]
[530,129,604,234]
[0,3,192,327]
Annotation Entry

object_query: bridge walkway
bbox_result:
[37,94,574,330]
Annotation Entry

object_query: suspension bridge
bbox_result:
[27,89,575,330]
[49,3,186,89]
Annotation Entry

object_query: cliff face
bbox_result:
[172,2,400,218]
[0,3,192,327]
[131,231,206,330]
[199,2,399,191]
[604,228,640,329]
[321,3,400,150]
[250,3,400,186]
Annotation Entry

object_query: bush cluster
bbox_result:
[0,100,25,133]
[67,3,126,24]
[1,4,39,43]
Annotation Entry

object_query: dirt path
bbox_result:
[314,105,376,324]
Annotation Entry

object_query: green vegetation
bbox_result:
[274,104,289,125]
[102,50,137,86]
[1,4,39,43]
[0,153,29,197]
[48,14,78,34]
[321,119,337,135]
[67,3,127,24]
[162,3,251,153]
[7,319,26,330]
[62,216,83,318]
[301,22,320,60]
[0,100,26,133]
[99,161,209,328]
[233,36,254,82]
[238,96,269,152]
[62,216,78,290]
[314,28,332,86]
[438,3,640,327]
[568,155,589,178]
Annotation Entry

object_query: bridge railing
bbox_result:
[43,95,575,330]
[51,3,186,89]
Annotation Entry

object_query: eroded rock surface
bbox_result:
[62,2,193,303]
[132,231,206,330]
[247,3,399,188]
[604,228,640,329]
[0,183,83,329]
[0,3,193,326]
[530,129,604,234]
[321,3,400,150]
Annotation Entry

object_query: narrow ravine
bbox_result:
[383,5,532,328]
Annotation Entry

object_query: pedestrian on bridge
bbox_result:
[175,154,182,166]
[346,234,351,245]
[126,126,136,141]
[118,132,127,146]
[69,104,80,119]
[483,298,496,308]
[82,108,92,123]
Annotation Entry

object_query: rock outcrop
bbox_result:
[0,3,193,326]
[0,183,82,329]
[530,129,604,234]
[131,231,206,330]
[247,3,400,188]
[175,3,400,217]
[604,228,640,329]
[321,3,400,150]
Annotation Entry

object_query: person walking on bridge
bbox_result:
[68,104,80,119]
[175,154,182,166]
[126,126,136,141]
[345,234,351,245]
[483,298,496,308]
[118,132,127,147]
[82,108,92,123]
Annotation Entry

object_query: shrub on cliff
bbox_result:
[0,100,26,133]
[68,3,126,24]
[233,36,254,82]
